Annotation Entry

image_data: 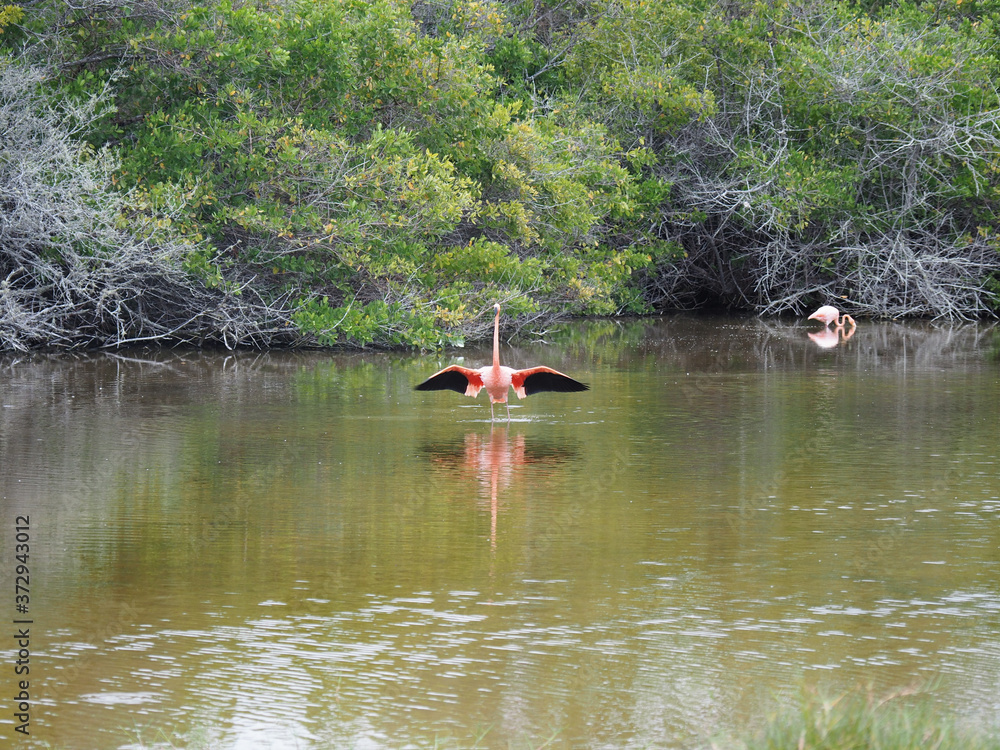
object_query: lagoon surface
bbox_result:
[2,315,999,749]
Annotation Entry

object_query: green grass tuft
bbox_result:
[735,684,1000,750]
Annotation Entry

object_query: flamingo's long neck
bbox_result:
[492,306,501,371]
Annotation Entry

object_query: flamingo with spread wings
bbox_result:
[415,304,588,421]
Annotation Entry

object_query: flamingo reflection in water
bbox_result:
[420,429,576,550]
[808,326,855,349]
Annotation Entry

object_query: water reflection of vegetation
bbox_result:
[541,318,653,353]
[988,331,1000,362]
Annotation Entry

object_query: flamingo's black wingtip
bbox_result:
[414,369,471,394]
[521,371,589,395]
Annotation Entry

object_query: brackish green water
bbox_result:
[1,316,999,749]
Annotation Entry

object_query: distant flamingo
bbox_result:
[415,304,588,421]
[808,305,856,330]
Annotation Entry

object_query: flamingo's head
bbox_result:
[494,303,501,314]
[808,305,840,327]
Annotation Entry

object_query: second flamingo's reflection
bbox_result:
[808,325,855,349]
[420,429,577,549]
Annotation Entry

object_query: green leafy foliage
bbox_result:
[3,0,998,352]
[0,4,23,31]
[292,297,460,348]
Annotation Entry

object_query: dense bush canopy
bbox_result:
[2,0,998,349]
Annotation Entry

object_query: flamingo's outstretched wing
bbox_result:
[415,366,484,398]
[511,367,588,399]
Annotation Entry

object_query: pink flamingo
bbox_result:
[415,303,588,421]
[808,305,856,330]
